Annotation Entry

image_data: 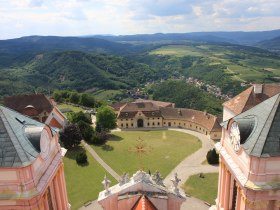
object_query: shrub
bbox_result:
[76,151,88,165]
[59,123,82,149]
[206,149,219,165]
[94,131,108,145]
[77,121,95,143]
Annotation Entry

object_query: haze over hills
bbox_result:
[91,29,280,46]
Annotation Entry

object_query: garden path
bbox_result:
[81,140,120,181]
[80,128,218,210]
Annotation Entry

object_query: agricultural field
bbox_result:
[91,130,201,178]
[91,89,123,102]
[149,44,280,83]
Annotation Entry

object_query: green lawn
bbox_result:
[92,89,123,101]
[91,130,201,178]
[63,146,116,210]
[183,173,218,205]
[58,103,84,113]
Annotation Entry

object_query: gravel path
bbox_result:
[81,140,120,181]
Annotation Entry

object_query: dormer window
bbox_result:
[125,113,128,117]
[152,112,155,116]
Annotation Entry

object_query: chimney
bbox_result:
[253,84,263,94]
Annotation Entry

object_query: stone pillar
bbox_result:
[54,175,63,210]
[235,186,241,210]
[223,169,231,210]
[220,164,227,208]
[44,194,49,210]
[217,161,224,209]
[57,167,67,209]
[59,164,70,209]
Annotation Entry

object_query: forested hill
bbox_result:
[256,36,280,52]
[0,36,132,68]
[0,51,157,97]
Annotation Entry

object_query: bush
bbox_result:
[69,111,92,124]
[76,151,88,165]
[94,131,108,145]
[59,123,82,149]
[77,121,95,143]
[206,149,219,165]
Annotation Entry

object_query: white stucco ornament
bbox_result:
[40,129,50,160]
[230,122,241,152]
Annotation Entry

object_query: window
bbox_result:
[179,123,181,125]
[158,118,160,120]
[131,119,133,121]
[158,122,160,126]
[148,123,150,126]
[125,113,128,117]
[121,119,123,121]
[152,122,155,126]
[164,122,166,124]
[147,118,149,120]
[131,123,133,127]
[184,123,185,126]
[190,124,192,127]
[121,123,123,127]
[152,112,155,116]
[152,118,154,120]
[174,122,176,125]
[126,123,128,127]
[126,119,128,121]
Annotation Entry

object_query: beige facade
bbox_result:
[116,101,222,140]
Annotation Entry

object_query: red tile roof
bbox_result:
[223,84,280,115]
[4,94,53,114]
[160,107,221,131]
[132,196,158,210]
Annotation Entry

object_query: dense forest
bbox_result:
[151,80,223,115]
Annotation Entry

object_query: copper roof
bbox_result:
[4,94,53,114]
[223,84,280,115]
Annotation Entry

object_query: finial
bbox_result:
[171,172,181,194]
[102,175,111,195]
[119,172,130,186]
[152,171,165,186]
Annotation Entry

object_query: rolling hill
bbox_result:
[0,51,157,97]
[256,36,280,52]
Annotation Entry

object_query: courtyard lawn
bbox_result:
[183,173,218,205]
[91,130,201,178]
[63,146,116,210]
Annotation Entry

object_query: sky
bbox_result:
[1,0,280,39]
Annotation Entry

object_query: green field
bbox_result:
[183,173,218,204]
[63,146,116,210]
[91,130,201,177]
[149,44,280,83]
[58,103,84,113]
[91,89,123,102]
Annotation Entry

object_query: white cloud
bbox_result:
[0,0,280,39]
